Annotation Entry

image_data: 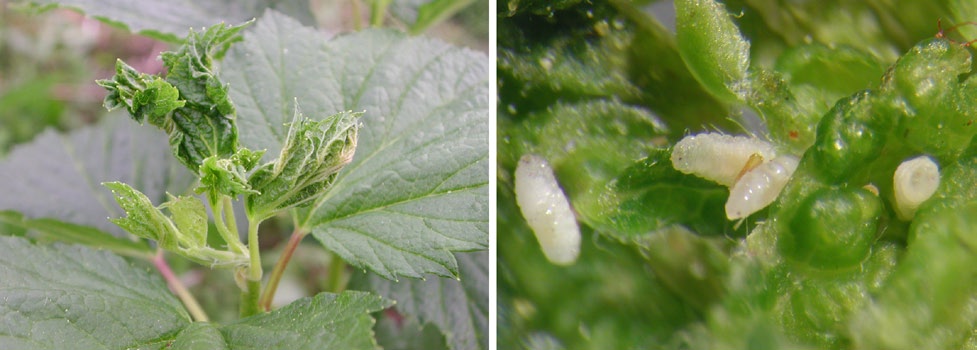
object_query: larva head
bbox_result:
[670,132,776,187]
[893,155,940,221]
[514,154,582,265]
[725,155,799,220]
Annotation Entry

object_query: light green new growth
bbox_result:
[98,21,362,317]
[246,105,361,220]
[104,182,248,268]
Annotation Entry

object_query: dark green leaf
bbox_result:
[170,323,229,350]
[0,115,195,238]
[0,236,392,349]
[0,236,190,349]
[353,251,488,350]
[223,11,488,280]
[12,0,313,42]
[0,210,153,259]
[219,291,392,350]
[374,314,450,350]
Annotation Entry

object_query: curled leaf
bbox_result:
[246,105,361,219]
[97,21,252,172]
[196,148,265,203]
[97,60,186,124]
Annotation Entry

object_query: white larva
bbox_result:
[893,155,940,220]
[671,132,777,187]
[514,154,581,265]
[725,155,799,220]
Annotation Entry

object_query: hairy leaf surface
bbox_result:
[0,115,195,238]
[13,0,313,42]
[354,251,488,350]
[223,10,488,280]
[0,235,391,349]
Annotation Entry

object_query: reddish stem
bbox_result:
[259,229,307,311]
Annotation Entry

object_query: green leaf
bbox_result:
[388,0,476,35]
[849,201,977,349]
[353,251,488,350]
[103,181,179,247]
[96,60,185,124]
[0,236,191,349]
[12,0,313,42]
[500,100,669,236]
[98,21,252,172]
[223,11,488,279]
[160,194,210,248]
[580,149,736,239]
[169,323,229,350]
[374,314,450,350]
[675,0,751,103]
[246,107,361,219]
[633,227,730,313]
[0,210,153,259]
[0,235,391,348]
[219,291,393,350]
[196,148,265,204]
[0,115,195,238]
[104,182,248,268]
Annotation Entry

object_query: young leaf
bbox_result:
[0,236,191,349]
[245,107,361,219]
[96,60,185,123]
[675,0,751,103]
[581,150,735,240]
[353,251,488,350]
[104,182,247,268]
[0,115,195,238]
[223,10,488,280]
[196,148,265,204]
[98,21,252,172]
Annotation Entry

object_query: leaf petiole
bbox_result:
[210,196,246,255]
[152,250,209,322]
[259,227,308,311]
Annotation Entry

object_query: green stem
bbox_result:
[352,0,363,31]
[240,278,262,317]
[211,196,245,254]
[247,217,263,281]
[370,0,392,27]
[152,250,209,322]
[326,252,349,293]
[259,228,308,311]
[238,217,264,316]
[223,196,240,242]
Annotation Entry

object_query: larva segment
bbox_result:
[725,155,799,220]
[514,154,582,265]
[671,133,777,187]
[893,155,940,220]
